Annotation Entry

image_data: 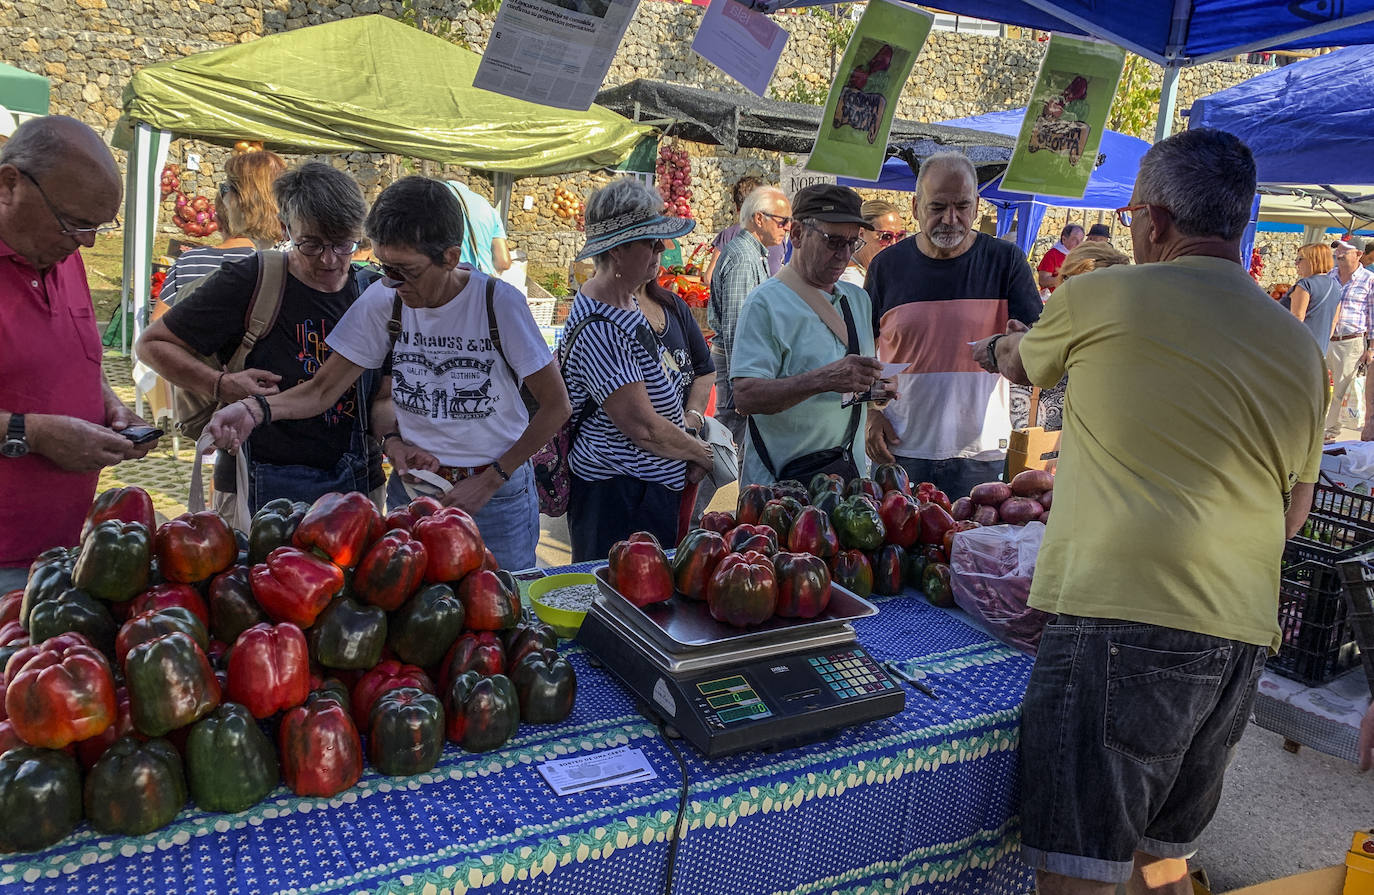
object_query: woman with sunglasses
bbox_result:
[138,162,392,526]
[157,150,287,307]
[201,176,570,572]
[561,178,714,561]
[839,200,906,288]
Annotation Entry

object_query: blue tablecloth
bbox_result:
[1,571,1036,895]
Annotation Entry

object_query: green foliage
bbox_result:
[811,5,855,52]
[537,271,570,298]
[769,81,831,106]
[1108,54,1162,140]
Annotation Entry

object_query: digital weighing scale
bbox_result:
[576,567,906,758]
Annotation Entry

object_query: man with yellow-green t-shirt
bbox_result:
[976,129,1326,895]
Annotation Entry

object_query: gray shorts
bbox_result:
[1019,614,1267,884]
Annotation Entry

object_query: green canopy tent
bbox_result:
[0,62,50,138]
[113,14,653,351]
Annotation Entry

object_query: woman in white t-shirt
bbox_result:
[202,176,571,571]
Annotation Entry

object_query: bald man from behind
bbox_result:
[0,115,159,591]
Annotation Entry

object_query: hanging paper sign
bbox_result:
[806,0,931,182]
[474,0,642,111]
[1000,34,1126,199]
[780,155,834,198]
[691,0,789,97]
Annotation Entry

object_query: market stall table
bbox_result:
[1,566,1035,895]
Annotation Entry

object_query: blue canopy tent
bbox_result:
[756,0,1374,140]
[839,108,1150,256]
[1189,44,1374,187]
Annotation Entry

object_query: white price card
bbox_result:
[691,0,788,97]
[537,746,657,796]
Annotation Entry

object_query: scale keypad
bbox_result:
[809,648,896,700]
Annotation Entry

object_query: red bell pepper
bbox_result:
[456,570,521,631]
[4,631,89,683]
[413,507,485,583]
[74,686,139,770]
[279,694,363,797]
[353,530,428,611]
[226,622,310,719]
[831,549,874,599]
[706,551,777,627]
[787,506,840,560]
[672,529,728,601]
[502,620,558,669]
[879,491,922,549]
[773,552,832,618]
[5,634,117,748]
[607,537,673,608]
[292,492,383,569]
[699,511,736,535]
[479,548,500,572]
[725,523,779,556]
[0,590,23,628]
[735,484,772,525]
[443,671,519,753]
[81,486,156,544]
[916,501,957,547]
[942,520,982,557]
[250,546,343,628]
[154,511,237,584]
[872,463,911,496]
[440,632,506,690]
[115,606,209,669]
[351,660,433,733]
[382,496,444,534]
[871,544,906,596]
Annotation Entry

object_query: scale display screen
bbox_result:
[697,675,772,725]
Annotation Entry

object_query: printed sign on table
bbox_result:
[999,34,1126,199]
[691,0,789,97]
[474,0,641,111]
[806,0,932,182]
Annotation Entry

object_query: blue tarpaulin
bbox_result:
[1189,45,1374,185]
[763,0,1374,67]
[839,108,1150,256]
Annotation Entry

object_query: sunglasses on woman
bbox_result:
[873,229,908,244]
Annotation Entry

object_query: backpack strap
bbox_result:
[485,274,508,373]
[225,250,288,374]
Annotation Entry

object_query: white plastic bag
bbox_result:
[950,522,1051,654]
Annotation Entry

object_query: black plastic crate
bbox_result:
[1271,559,1361,686]
[1336,550,1374,698]
[1289,479,1374,563]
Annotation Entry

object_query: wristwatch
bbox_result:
[1,414,28,458]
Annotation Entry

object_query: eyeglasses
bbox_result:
[873,229,908,244]
[1115,204,1151,228]
[286,227,361,258]
[760,212,792,229]
[17,168,120,237]
[801,220,864,255]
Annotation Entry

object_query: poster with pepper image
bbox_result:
[999,34,1126,199]
[806,0,932,181]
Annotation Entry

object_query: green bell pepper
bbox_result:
[185,702,280,813]
[247,499,309,566]
[27,587,117,659]
[72,520,151,603]
[387,583,466,668]
[0,746,83,852]
[832,496,887,551]
[19,547,76,629]
[126,631,221,737]
[444,671,520,752]
[368,687,445,777]
[307,597,387,671]
[84,736,187,836]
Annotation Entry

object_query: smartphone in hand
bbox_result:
[120,425,163,445]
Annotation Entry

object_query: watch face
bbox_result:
[0,439,27,459]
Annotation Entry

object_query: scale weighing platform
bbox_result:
[576,567,906,758]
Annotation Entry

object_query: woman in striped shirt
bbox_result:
[562,178,714,561]
[159,150,286,307]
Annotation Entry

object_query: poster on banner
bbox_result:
[474,0,641,111]
[806,0,931,182]
[691,0,788,97]
[1000,35,1126,199]
[780,155,835,199]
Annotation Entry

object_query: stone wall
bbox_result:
[2,0,1267,268]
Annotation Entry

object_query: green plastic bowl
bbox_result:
[528,573,598,639]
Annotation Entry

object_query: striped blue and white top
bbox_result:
[562,291,688,489]
[160,246,256,307]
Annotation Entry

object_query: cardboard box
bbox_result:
[1006,426,1060,478]
[1222,864,1345,894]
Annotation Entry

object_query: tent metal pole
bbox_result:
[1153,65,1182,143]
[493,172,513,228]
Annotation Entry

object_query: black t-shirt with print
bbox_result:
[163,254,381,491]
[644,283,714,387]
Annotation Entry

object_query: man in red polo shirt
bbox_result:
[1036,223,1085,295]
[0,116,158,590]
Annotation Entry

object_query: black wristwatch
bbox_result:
[1,414,28,458]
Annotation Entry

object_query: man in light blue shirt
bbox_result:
[445,180,510,276]
[731,185,884,486]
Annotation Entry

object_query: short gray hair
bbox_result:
[585,177,662,268]
[0,120,65,177]
[1135,128,1255,241]
[916,152,977,200]
[273,162,366,242]
[740,186,785,229]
